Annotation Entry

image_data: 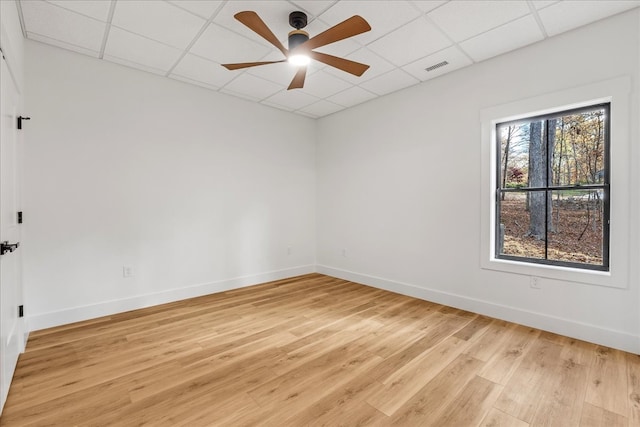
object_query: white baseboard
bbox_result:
[317,265,640,354]
[27,265,316,331]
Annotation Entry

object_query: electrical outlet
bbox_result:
[530,276,541,289]
[123,266,133,278]
[341,248,347,257]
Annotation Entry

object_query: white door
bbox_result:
[0,54,23,413]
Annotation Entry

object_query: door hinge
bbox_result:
[17,211,23,224]
[17,116,30,130]
[18,305,24,318]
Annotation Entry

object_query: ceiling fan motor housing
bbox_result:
[288,30,309,50]
[288,11,309,50]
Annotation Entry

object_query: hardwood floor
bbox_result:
[2,273,639,426]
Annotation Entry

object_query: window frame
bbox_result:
[494,103,611,272]
[479,76,631,289]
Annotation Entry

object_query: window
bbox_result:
[495,104,610,271]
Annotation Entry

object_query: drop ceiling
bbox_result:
[16,0,640,118]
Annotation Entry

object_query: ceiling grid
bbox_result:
[17,0,640,118]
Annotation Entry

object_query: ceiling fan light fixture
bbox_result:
[288,54,311,66]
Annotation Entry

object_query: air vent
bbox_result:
[425,60,449,72]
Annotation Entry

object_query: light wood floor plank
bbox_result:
[585,346,629,417]
[466,319,516,362]
[479,407,530,427]
[430,375,503,426]
[493,337,564,423]
[477,324,540,386]
[282,373,382,426]
[366,335,472,416]
[626,352,640,426]
[580,402,628,427]
[1,273,638,426]
[530,358,589,426]
[387,353,485,425]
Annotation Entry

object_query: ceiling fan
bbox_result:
[221,11,371,90]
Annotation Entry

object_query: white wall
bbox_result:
[0,0,24,91]
[23,41,317,329]
[317,9,640,353]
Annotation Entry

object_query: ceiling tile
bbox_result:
[299,100,345,116]
[167,1,224,19]
[299,69,352,98]
[532,1,561,9]
[411,1,448,14]
[359,68,419,95]
[111,1,206,49]
[47,0,112,21]
[326,85,377,107]
[402,45,472,81]
[104,26,183,72]
[222,73,286,100]
[290,0,337,18]
[537,1,640,36]
[367,17,451,66]
[21,1,105,52]
[428,0,530,42]
[27,32,100,57]
[171,53,236,88]
[213,1,296,49]
[317,0,422,45]
[459,15,544,62]
[263,90,320,110]
[324,47,394,84]
[190,23,272,64]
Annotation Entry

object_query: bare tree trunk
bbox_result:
[528,121,545,239]
[547,119,556,233]
[554,120,566,227]
[501,126,513,201]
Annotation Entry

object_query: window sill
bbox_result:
[480,256,621,288]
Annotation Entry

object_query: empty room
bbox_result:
[1,0,639,425]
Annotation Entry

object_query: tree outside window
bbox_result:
[495,104,610,271]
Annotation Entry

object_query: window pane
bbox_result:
[497,191,545,260]
[548,189,604,266]
[550,108,607,186]
[498,120,547,188]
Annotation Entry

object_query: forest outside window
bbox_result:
[495,103,610,271]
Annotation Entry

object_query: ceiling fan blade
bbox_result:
[300,15,371,51]
[234,11,288,56]
[288,67,307,90]
[308,51,369,76]
[221,60,286,70]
